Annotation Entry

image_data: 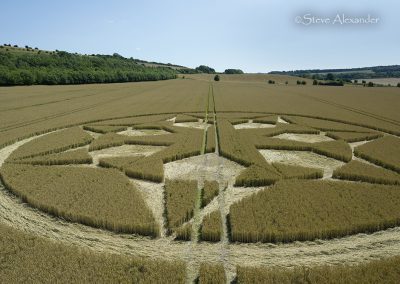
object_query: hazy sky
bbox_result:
[1,0,399,72]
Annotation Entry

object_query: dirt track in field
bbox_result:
[2,131,400,281]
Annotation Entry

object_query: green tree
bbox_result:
[313,79,318,85]
[326,73,335,81]
[195,65,215,74]
[224,69,244,74]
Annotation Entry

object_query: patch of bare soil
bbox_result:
[173,121,209,130]
[349,140,371,150]
[272,133,334,143]
[83,129,102,139]
[89,145,165,165]
[117,127,170,136]
[259,149,344,178]
[166,116,176,123]
[234,122,275,129]
[277,116,289,124]
[164,153,244,182]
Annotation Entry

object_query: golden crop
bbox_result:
[236,256,400,284]
[229,179,400,243]
[0,164,158,237]
[8,127,93,161]
[198,263,226,284]
[333,160,400,185]
[0,223,185,283]
[354,136,400,173]
[83,124,127,134]
[326,131,382,142]
[201,180,219,207]
[11,148,92,166]
[165,179,198,232]
[201,211,222,242]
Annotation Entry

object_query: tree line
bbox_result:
[0,46,177,86]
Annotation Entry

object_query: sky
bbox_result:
[1,0,399,72]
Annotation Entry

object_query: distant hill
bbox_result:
[269,65,400,80]
[180,73,313,85]
[0,44,180,86]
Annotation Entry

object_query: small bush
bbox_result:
[214,75,220,81]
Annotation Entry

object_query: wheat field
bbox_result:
[0,76,400,282]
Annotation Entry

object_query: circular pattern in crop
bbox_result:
[0,111,399,277]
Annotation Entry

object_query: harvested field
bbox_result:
[233,122,275,129]
[174,121,209,129]
[89,144,165,165]
[229,180,400,243]
[272,133,333,143]
[259,149,344,178]
[117,127,171,136]
[257,139,352,162]
[164,153,245,182]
